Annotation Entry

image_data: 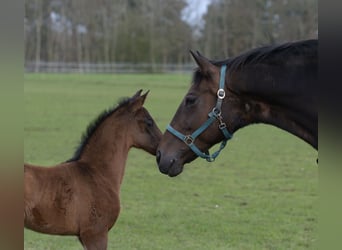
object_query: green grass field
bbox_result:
[24,74,318,250]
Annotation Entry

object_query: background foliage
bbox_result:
[25,0,318,66]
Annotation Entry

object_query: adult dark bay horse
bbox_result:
[24,90,162,249]
[157,39,317,177]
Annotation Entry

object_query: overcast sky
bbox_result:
[182,0,212,27]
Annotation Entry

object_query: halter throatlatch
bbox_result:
[167,65,233,162]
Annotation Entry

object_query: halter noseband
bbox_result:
[167,65,233,162]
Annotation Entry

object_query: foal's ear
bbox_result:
[190,50,218,77]
[132,89,143,99]
[140,90,149,105]
[130,90,149,112]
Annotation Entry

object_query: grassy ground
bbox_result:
[24,73,318,250]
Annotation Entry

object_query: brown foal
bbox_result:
[24,90,162,249]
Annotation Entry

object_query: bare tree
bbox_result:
[34,0,43,72]
[25,0,317,68]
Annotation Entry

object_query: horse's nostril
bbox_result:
[156,150,161,164]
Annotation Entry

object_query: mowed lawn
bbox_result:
[24,74,318,250]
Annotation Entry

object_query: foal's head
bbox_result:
[125,90,162,155]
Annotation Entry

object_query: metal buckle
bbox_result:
[184,135,194,145]
[212,107,221,116]
[219,123,227,129]
[217,89,225,99]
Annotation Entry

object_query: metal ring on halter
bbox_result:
[184,135,194,145]
[217,89,225,99]
[212,107,221,116]
[219,123,227,129]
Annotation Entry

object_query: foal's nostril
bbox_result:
[156,150,161,164]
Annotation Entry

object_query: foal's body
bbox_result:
[24,91,162,249]
[24,161,121,243]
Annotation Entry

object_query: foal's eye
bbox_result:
[145,117,154,127]
[185,95,197,107]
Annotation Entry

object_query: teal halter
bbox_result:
[167,65,233,162]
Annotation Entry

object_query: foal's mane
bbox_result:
[66,96,132,162]
[192,39,317,83]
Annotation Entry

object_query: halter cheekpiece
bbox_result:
[167,65,233,162]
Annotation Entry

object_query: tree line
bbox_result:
[25,0,317,66]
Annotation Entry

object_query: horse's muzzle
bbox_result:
[156,150,183,177]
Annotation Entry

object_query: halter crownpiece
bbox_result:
[167,64,233,162]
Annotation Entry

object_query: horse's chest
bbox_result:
[88,190,120,226]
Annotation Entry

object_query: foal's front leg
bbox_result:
[79,230,108,250]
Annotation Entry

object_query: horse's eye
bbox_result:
[145,117,154,127]
[185,95,197,107]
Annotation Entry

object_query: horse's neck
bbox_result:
[229,62,317,149]
[79,117,132,188]
[248,98,317,148]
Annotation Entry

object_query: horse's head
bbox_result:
[156,52,243,177]
[128,90,162,155]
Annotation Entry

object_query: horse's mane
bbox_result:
[192,39,317,82]
[216,39,317,70]
[66,96,131,162]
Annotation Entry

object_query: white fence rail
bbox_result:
[25,61,195,74]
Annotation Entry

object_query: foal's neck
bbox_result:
[78,114,132,187]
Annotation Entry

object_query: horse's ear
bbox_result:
[189,50,217,76]
[130,90,149,112]
[140,90,149,105]
[132,89,143,99]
